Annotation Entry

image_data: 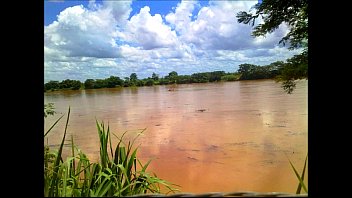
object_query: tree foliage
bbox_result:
[237,63,278,80]
[59,79,81,90]
[277,50,308,80]
[237,0,308,49]
[44,80,82,91]
[167,71,178,84]
[145,78,155,86]
[237,0,308,93]
[84,79,95,89]
[106,76,124,88]
[46,67,302,93]
[151,72,159,81]
[44,81,60,92]
[221,73,241,81]
[130,73,138,82]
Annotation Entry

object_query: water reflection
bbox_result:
[44,79,307,193]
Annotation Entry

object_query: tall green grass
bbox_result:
[44,107,179,197]
[287,153,308,194]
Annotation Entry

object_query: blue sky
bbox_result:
[44,0,302,82]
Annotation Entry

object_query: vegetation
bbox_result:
[287,154,308,194]
[44,60,307,93]
[43,1,307,94]
[237,0,308,93]
[44,79,82,92]
[44,103,56,118]
[44,107,178,197]
[44,70,239,92]
[237,63,279,80]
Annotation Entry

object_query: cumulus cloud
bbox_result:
[102,0,132,25]
[44,5,122,58]
[44,0,303,82]
[165,0,198,34]
[167,0,288,51]
[121,6,178,50]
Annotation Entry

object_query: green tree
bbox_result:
[94,79,107,89]
[168,71,178,84]
[123,77,130,87]
[128,73,138,86]
[209,71,226,82]
[237,64,257,80]
[84,79,95,89]
[237,0,307,49]
[58,79,82,90]
[106,76,123,88]
[59,79,71,89]
[152,72,159,81]
[158,77,169,85]
[145,78,155,86]
[44,80,60,91]
[71,80,82,90]
[237,0,308,93]
[130,73,138,82]
[136,79,144,87]
[276,50,308,93]
[268,61,285,76]
[177,75,191,84]
[191,72,209,83]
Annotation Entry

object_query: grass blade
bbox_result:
[107,124,114,160]
[49,106,70,196]
[44,114,64,137]
[45,117,178,196]
[70,134,75,177]
[140,159,152,173]
[288,157,308,194]
[296,154,308,193]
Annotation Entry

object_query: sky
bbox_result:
[44,0,302,83]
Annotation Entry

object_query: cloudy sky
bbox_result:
[44,0,302,83]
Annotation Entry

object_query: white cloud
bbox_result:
[102,0,132,25]
[165,0,198,34]
[44,5,122,58]
[122,6,178,50]
[252,23,290,48]
[118,42,194,64]
[44,0,303,82]
[168,0,288,51]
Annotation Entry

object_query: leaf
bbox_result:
[44,114,64,137]
[296,154,308,193]
[288,157,308,194]
[49,107,70,196]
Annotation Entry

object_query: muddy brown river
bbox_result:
[44,79,308,193]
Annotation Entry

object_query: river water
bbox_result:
[44,79,308,193]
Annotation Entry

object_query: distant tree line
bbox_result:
[44,59,304,92]
[44,79,82,91]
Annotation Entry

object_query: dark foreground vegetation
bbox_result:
[44,107,178,197]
